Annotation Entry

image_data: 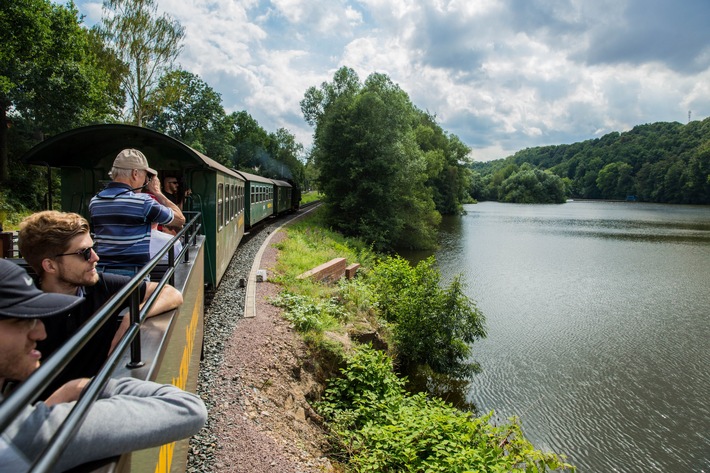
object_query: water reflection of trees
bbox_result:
[402,364,479,414]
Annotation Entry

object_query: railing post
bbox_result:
[168,243,176,287]
[126,289,144,368]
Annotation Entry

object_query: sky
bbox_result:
[73,0,710,162]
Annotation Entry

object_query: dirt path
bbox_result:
[207,230,334,472]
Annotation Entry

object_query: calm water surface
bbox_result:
[428,201,710,472]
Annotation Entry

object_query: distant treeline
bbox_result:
[469,117,710,204]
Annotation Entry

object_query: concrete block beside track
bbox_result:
[345,263,360,279]
[297,257,347,283]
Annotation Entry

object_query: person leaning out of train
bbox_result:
[0,259,207,473]
[162,175,191,210]
[17,211,183,398]
[89,148,185,276]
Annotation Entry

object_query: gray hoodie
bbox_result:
[1,377,207,472]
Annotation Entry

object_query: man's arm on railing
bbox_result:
[108,282,183,355]
[4,377,206,472]
[144,283,183,317]
[43,379,90,407]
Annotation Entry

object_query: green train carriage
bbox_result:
[234,170,275,229]
[272,179,293,215]
[22,124,245,288]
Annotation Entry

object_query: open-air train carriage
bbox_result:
[22,124,245,288]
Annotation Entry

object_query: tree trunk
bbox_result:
[0,104,9,183]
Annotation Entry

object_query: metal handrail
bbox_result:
[0,211,202,472]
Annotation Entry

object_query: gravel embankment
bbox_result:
[187,214,333,473]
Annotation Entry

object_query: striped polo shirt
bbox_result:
[89,182,174,267]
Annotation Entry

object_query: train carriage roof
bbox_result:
[271,179,292,187]
[234,170,275,185]
[22,124,242,179]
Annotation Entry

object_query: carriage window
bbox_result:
[230,184,237,218]
[217,184,224,230]
[227,185,231,219]
[231,184,235,219]
[226,185,231,221]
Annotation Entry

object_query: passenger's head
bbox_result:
[109,149,157,186]
[163,176,179,194]
[18,211,98,286]
[0,260,83,383]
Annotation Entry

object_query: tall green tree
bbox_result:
[302,66,361,128]
[415,112,472,214]
[0,0,122,184]
[146,69,235,164]
[147,70,223,139]
[596,161,634,199]
[229,110,272,170]
[266,128,305,183]
[303,69,440,250]
[99,0,184,126]
[499,164,566,203]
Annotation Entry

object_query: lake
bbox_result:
[424,201,710,472]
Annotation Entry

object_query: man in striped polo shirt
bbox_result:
[89,149,185,276]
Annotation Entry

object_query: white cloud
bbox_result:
[71,0,710,161]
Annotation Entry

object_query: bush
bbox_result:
[270,292,346,333]
[318,345,575,472]
[366,256,486,377]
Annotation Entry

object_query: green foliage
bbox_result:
[99,0,185,126]
[273,208,573,471]
[302,67,474,251]
[366,256,486,377]
[473,118,710,204]
[596,162,634,199]
[499,165,567,204]
[270,292,346,333]
[300,191,322,205]
[276,210,376,277]
[227,111,306,184]
[317,345,406,427]
[318,345,575,472]
[1,0,123,181]
[145,69,235,165]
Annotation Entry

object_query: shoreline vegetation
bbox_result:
[271,206,576,472]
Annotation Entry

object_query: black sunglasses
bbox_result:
[55,246,95,261]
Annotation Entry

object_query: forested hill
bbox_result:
[470,117,710,204]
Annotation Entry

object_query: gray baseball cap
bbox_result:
[0,260,83,318]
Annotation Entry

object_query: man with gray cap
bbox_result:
[0,259,206,472]
[89,148,185,275]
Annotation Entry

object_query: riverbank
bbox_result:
[189,208,575,472]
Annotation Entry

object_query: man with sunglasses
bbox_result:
[89,148,186,276]
[0,259,206,472]
[18,211,183,397]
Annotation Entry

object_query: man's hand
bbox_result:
[146,175,163,196]
[44,378,91,406]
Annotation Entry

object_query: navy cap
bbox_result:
[0,259,83,318]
